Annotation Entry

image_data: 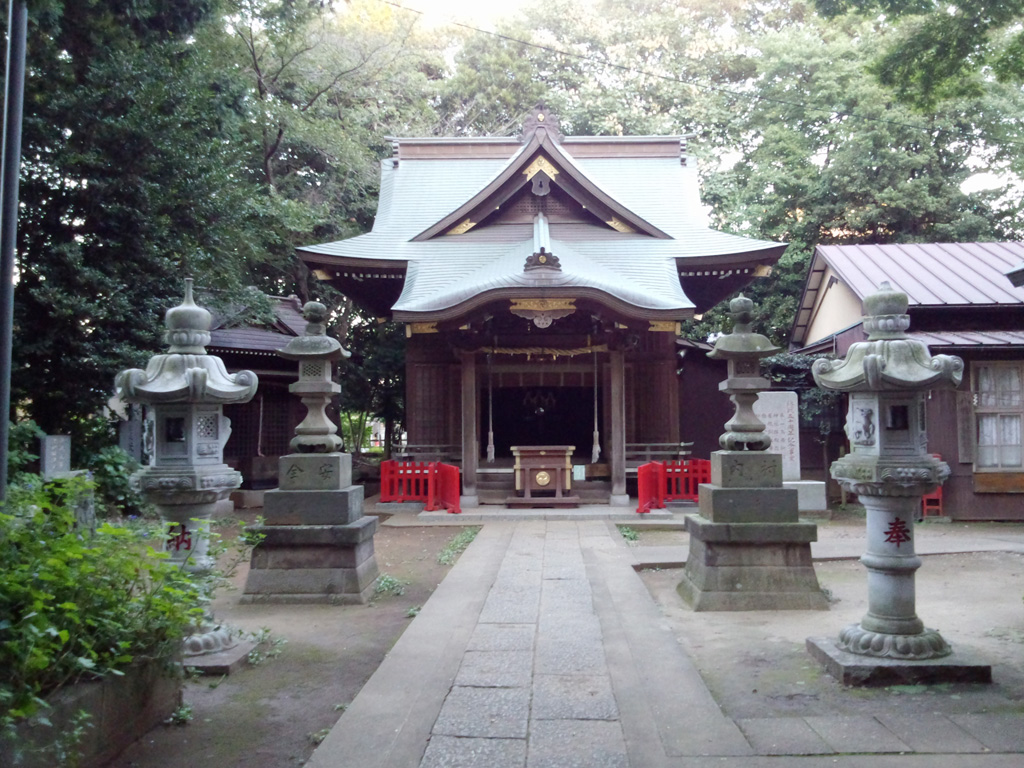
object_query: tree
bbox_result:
[12,1,274,437]
[9,1,444,443]
[339,314,405,457]
[686,10,1023,344]
[814,0,1024,108]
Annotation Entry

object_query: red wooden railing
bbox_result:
[636,458,711,514]
[380,460,461,514]
[430,462,462,514]
[637,461,666,514]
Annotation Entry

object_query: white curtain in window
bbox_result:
[978,414,998,467]
[998,367,1023,408]
[978,366,996,407]
[1001,415,1022,467]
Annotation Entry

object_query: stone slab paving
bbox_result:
[308,519,1024,768]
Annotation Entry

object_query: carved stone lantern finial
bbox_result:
[707,294,780,451]
[809,282,982,679]
[277,301,351,453]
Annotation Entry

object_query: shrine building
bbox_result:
[297,109,787,505]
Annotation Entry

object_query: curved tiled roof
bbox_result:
[298,131,787,320]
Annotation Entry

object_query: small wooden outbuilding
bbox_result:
[792,242,1024,520]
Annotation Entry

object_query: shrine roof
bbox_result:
[208,295,305,355]
[298,119,786,320]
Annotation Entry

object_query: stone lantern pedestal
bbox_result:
[677,296,827,611]
[808,282,991,685]
[242,302,379,604]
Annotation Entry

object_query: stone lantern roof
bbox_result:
[116,279,258,405]
[811,282,963,392]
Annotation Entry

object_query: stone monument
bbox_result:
[677,295,827,611]
[242,301,379,603]
[115,279,258,570]
[753,391,828,512]
[39,434,96,533]
[808,282,991,685]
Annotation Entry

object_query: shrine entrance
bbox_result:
[482,386,601,461]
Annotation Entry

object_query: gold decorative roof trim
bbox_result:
[648,321,680,334]
[446,218,476,235]
[405,322,438,336]
[523,156,560,181]
[509,298,576,312]
[753,264,773,277]
[606,216,635,234]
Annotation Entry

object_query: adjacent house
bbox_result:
[791,242,1024,521]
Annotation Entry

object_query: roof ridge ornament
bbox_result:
[524,212,561,272]
[521,105,564,145]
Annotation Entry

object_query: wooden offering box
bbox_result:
[507,445,580,508]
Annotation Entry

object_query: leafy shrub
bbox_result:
[85,445,152,518]
[0,475,205,732]
[6,421,44,479]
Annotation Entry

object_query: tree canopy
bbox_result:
[814,0,1024,108]
[5,0,1023,441]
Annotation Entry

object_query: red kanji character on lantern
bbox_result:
[883,519,911,548]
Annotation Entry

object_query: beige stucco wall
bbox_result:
[804,267,863,345]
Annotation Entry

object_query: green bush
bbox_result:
[0,475,205,732]
[6,420,44,479]
[85,445,152,518]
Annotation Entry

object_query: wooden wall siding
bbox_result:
[633,358,677,444]
[407,363,451,444]
[448,364,461,446]
[678,354,731,460]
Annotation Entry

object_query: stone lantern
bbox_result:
[809,282,989,683]
[115,279,258,570]
[242,301,379,603]
[677,295,826,611]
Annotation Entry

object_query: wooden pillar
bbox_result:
[460,352,479,506]
[610,348,628,505]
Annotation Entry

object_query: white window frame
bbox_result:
[974,361,1024,472]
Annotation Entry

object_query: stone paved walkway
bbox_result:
[306,518,1024,768]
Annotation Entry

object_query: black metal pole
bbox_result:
[0,1,27,500]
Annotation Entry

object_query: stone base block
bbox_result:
[242,557,379,604]
[678,516,828,611]
[277,452,352,490]
[251,538,375,570]
[712,451,783,488]
[184,640,256,676]
[684,514,818,544]
[785,480,827,513]
[699,485,799,523]
[243,515,379,603]
[262,485,363,525]
[806,637,992,686]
